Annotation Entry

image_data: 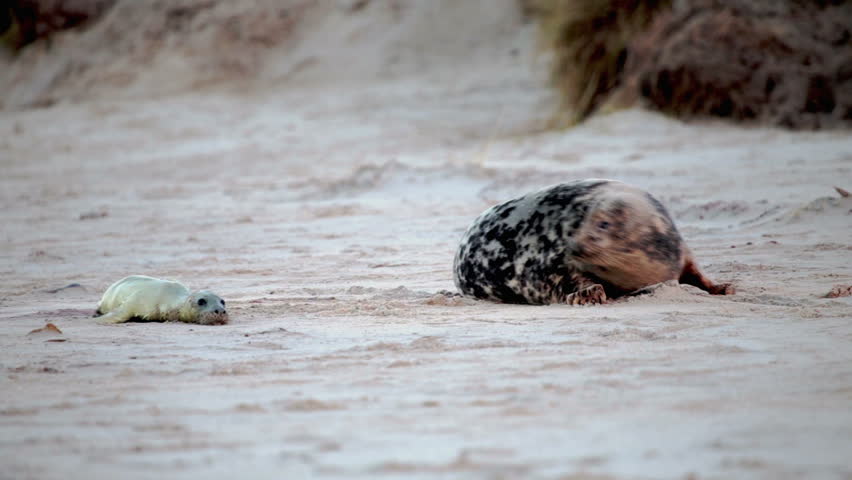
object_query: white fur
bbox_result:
[96,275,228,325]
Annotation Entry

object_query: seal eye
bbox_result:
[220,299,225,306]
[597,221,610,230]
[197,298,207,306]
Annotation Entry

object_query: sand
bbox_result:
[1,1,852,479]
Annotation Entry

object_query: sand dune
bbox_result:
[2,1,852,479]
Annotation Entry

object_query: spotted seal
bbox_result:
[94,275,229,325]
[453,179,734,304]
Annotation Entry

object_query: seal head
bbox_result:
[570,183,685,294]
[182,290,228,325]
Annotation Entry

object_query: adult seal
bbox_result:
[94,275,229,325]
[453,179,734,305]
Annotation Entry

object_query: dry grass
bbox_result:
[627,0,852,129]
[1,7,23,51]
[0,1,115,54]
[532,0,852,130]
[531,0,670,126]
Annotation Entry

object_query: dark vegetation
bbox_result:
[532,0,852,129]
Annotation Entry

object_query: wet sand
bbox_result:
[2,79,851,479]
[2,2,852,478]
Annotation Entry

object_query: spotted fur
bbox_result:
[453,179,733,304]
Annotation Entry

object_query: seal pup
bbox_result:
[94,275,229,325]
[453,179,734,305]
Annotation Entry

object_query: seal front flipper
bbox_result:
[564,283,607,305]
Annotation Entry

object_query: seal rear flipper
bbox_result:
[96,308,130,324]
[679,258,735,295]
[93,308,103,318]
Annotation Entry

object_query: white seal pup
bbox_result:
[94,275,229,325]
[453,179,734,305]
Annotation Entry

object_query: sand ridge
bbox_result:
[2,1,852,478]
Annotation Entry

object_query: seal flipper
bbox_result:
[679,258,735,295]
[96,306,131,324]
[564,283,608,305]
[93,308,103,318]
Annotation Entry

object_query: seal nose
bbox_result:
[215,308,223,314]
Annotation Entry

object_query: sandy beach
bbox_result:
[1,1,851,478]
